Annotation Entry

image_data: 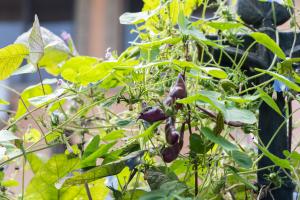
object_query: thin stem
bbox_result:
[84,182,93,200]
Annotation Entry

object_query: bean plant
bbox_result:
[0,0,299,199]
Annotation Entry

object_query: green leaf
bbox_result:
[227,166,257,190]
[231,150,253,169]
[201,127,237,151]
[80,142,117,168]
[257,144,291,170]
[281,57,300,68]
[82,135,100,160]
[257,87,282,115]
[0,130,19,142]
[26,153,45,174]
[131,37,181,48]
[60,56,99,84]
[39,42,70,75]
[206,21,244,30]
[28,88,65,107]
[250,32,286,60]
[29,15,44,65]
[178,9,190,33]
[25,154,80,199]
[119,3,164,25]
[0,44,29,80]
[172,60,227,78]
[202,67,228,79]
[223,107,257,124]
[255,68,300,92]
[116,119,134,127]
[144,166,179,190]
[119,10,157,25]
[189,134,212,154]
[102,130,125,141]
[227,95,260,104]
[15,84,52,119]
[61,151,144,187]
[177,94,221,111]
[131,121,161,143]
[24,128,41,143]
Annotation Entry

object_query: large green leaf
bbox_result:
[223,107,257,125]
[201,127,237,151]
[25,154,108,200]
[257,87,282,115]
[61,151,144,187]
[26,153,45,174]
[0,44,29,80]
[250,32,286,60]
[256,68,300,92]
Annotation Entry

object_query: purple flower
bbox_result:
[61,31,71,42]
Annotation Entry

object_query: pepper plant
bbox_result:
[0,0,299,199]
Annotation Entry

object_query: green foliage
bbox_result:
[0,0,299,199]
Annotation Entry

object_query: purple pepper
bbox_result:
[169,73,187,99]
[161,143,181,163]
[138,107,167,123]
[165,117,179,145]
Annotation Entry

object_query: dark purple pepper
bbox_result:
[169,74,187,99]
[161,143,181,163]
[165,118,179,145]
[138,107,167,123]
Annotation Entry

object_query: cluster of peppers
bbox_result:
[138,73,187,163]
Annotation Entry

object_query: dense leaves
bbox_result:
[0,0,299,199]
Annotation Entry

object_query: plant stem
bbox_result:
[194,161,198,196]
[84,182,93,200]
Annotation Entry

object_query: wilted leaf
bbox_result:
[29,15,44,65]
